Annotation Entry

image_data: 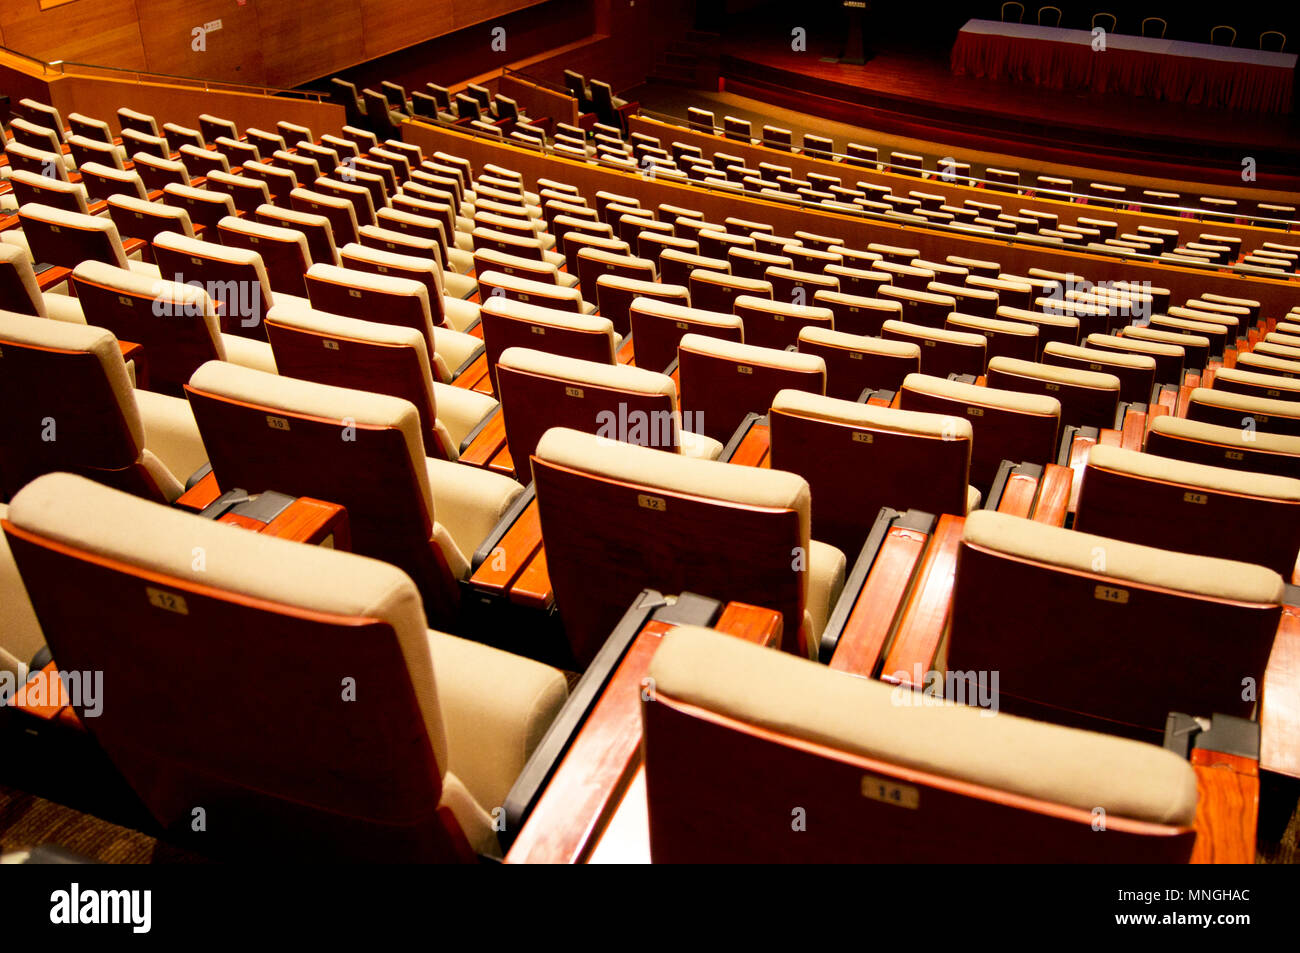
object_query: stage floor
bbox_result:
[716,35,1300,191]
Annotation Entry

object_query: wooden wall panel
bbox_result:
[47,74,345,139]
[0,1,555,89]
[0,0,147,71]
[254,0,365,88]
[134,0,264,86]
[451,0,546,30]
[360,0,454,63]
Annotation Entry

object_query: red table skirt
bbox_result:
[951,32,1294,114]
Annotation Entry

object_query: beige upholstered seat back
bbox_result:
[2,472,464,861]
[642,626,1199,862]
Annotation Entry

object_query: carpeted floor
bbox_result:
[0,784,205,863]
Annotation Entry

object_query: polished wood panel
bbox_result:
[1262,605,1300,781]
[728,421,771,468]
[1032,463,1073,527]
[996,472,1038,518]
[469,496,542,596]
[829,525,927,677]
[505,601,782,864]
[1189,761,1258,864]
[879,514,964,687]
[0,0,147,72]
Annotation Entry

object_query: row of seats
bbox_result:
[0,93,1293,863]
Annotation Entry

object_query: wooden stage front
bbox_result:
[716,34,1300,192]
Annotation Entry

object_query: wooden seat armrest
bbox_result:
[1261,604,1300,783]
[504,590,779,862]
[879,514,964,689]
[469,481,537,574]
[449,341,486,382]
[500,589,674,847]
[1030,463,1073,526]
[991,460,1041,517]
[173,469,221,512]
[1162,713,1261,864]
[449,352,490,392]
[823,508,934,673]
[457,406,504,463]
[1119,406,1147,451]
[3,661,83,731]
[719,412,767,465]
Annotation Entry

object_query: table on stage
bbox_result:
[950,18,1296,113]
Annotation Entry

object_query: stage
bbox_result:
[714,28,1300,192]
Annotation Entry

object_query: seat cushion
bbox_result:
[133,388,209,486]
[806,539,847,644]
[0,501,45,680]
[42,292,85,324]
[647,626,1200,826]
[219,334,279,374]
[426,629,567,811]
[429,383,499,449]
[433,327,484,375]
[423,458,525,559]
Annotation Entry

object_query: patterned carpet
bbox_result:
[0,785,204,863]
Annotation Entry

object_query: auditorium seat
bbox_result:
[531,427,845,662]
[985,357,1120,429]
[292,188,362,247]
[477,269,594,315]
[1209,366,1300,403]
[949,509,1281,737]
[1,472,564,862]
[256,204,340,268]
[264,306,496,458]
[198,113,239,144]
[474,245,576,290]
[495,348,722,477]
[1236,351,1300,379]
[105,195,197,250]
[731,295,832,351]
[302,263,479,376]
[945,314,1039,365]
[768,389,978,555]
[4,142,71,185]
[677,334,825,442]
[640,626,1198,862]
[898,373,1060,487]
[163,183,238,237]
[216,216,314,295]
[6,169,89,216]
[0,244,83,323]
[152,231,305,338]
[479,295,619,392]
[10,204,155,275]
[70,261,277,393]
[1145,415,1300,479]
[207,168,274,215]
[1075,444,1300,574]
[1041,341,1156,405]
[0,311,204,502]
[626,297,742,374]
[1085,333,1184,386]
[575,247,656,292]
[185,361,522,622]
[881,320,987,378]
[793,326,919,399]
